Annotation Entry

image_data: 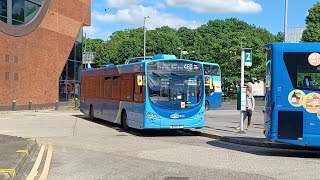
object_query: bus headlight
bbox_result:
[146,112,159,119]
[196,112,204,117]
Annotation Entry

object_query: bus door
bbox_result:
[264,60,272,137]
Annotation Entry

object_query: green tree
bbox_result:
[94,18,278,96]
[83,38,104,52]
[274,32,284,42]
[302,2,320,42]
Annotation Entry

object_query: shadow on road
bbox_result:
[207,139,320,158]
[73,114,202,137]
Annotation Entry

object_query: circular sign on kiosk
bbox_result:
[308,53,320,66]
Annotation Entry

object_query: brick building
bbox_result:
[0,0,91,110]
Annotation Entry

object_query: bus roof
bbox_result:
[263,42,320,53]
[125,54,177,64]
[152,54,177,60]
[198,61,220,67]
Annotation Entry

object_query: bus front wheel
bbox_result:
[121,110,129,130]
[205,101,210,111]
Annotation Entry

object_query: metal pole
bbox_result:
[143,18,146,60]
[284,0,288,42]
[239,37,246,133]
[143,16,150,60]
[240,49,245,133]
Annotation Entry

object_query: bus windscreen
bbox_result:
[147,60,203,110]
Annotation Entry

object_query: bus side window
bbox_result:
[89,77,95,98]
[104,76,112,99]
[112,76,121,100]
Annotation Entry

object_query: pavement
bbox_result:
[0,102,317,179]
[199,103,320,150]
[0,134,37,180]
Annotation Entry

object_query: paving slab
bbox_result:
[199,104,320,150]
[0,134,36,180]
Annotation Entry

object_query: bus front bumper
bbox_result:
[144,116,205,129]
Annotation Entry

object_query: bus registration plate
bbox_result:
[170,125,184,129]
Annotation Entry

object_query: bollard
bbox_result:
[28,100,32,110]
[12,100,16,111]
[75,98,78,108]
[55,100,59,110]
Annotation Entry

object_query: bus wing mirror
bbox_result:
[137,75,143,86]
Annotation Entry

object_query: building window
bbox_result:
[4,72,9,80]
[0,0,42,25]
[59,28,83,101]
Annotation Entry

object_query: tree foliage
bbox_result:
[90,18,281,92]
[83,38,104,52]
[302,2,320,42]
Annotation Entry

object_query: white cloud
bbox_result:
[165,0,262,14]
[83,26,100,36]
[105,0,141,8]
[93,5,201,30]
[84,26,112,40]
[155,2,166,9]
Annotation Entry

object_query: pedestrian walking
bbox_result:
[236,86,255,130]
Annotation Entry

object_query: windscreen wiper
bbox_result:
[152,72,161,77]
[171,72,184,79]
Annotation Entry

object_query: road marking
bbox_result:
[16,150,29,156]
[0,169,16,179]
[38,143,53,180]
[26,144,46,180]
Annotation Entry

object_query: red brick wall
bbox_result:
[0,0,91,109]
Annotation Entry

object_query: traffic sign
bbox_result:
[242,48,252,67]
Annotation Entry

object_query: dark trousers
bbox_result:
[243,109,253,126]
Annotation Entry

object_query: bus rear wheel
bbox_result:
[121,110,129,130]
[205,101,210,111]
[89,105,95,121]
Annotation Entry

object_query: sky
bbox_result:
[84,0,319,40]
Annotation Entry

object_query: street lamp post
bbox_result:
[143,16,151,60]
[284,0,288,42]
[240,37,246,49]
[178,47,182,59]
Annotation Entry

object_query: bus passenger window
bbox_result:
[112,76,121,100]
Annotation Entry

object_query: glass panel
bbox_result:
[68,45,75,60]
[147,60,203,110]
[59,80,67,101]
[284,52,320,91]
[0,0,7,19]
[67,60,75,80]
[74,82,80,99]
[0,16,6,23]
[27,0,42,5]
[75,42,82,62]
[204,64,220,76]
[76,27,83,42]
[24,1,39,23]
[12,0,25,24]
[75,62,82,81]
[59,64,67,81]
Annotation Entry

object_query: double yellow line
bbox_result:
[26,143,53,180]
